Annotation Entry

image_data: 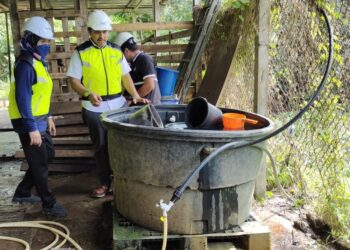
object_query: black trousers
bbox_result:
[82,108,111,187]
[14,132,56,208]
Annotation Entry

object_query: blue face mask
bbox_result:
[35,44,50,60]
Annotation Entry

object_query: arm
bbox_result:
[137,76,155,97]
[14,61,42,146]
[70,77,102,107]
[122,74,149,104]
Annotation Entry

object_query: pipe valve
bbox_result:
[156,199,174,217]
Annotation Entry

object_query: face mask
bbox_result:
[35,44,50,60]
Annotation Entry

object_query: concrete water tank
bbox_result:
[101,105,274,234]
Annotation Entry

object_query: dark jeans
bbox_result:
[82,108,111,187]
[14,131,56,208]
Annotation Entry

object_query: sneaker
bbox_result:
[43,203,67,218]
[12,194,41,204]
[90,185,109,198]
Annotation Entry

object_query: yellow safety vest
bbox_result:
[8,56,53,119]
[78,42,123,96]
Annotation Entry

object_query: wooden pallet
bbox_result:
[113,211,270,250]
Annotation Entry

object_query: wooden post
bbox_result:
[5,12,11,78]
[9,0,21,58]
[78,0,89,41]
[153,0,160,62]
[254,0,270,197]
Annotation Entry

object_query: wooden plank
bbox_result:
[54,31,81,38]
[47,52,73,60]
[142,29,192,44]
[51,101,82,114]
[197,14,243,104]
[154,53,183,63]
[51,73,69,80]
[56,125,89,136]
[113,212,271,249]
[254,0,271,197]
[52,138,92,145]
[15,149,94,158]
[18,9,80,19]
[112,21,193,32]
[140,44,187,53]
[9,0,21,58]
[21,161,95,173]
[53,113,83,126]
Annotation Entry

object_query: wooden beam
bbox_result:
[140,44,187,53]
[9,0,20,58]
[142,29,192,44]
[197,10,243,104]
[18,9,80,19]
[16,149,94,158]
[112,21,193,32]
[254,0,270,197]
[54,31,81,38]
[51,101,82,114]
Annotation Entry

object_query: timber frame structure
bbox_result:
[0,0,202,101]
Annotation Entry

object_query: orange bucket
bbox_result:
[222,113,258,130]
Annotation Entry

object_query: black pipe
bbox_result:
[170,7,334,204]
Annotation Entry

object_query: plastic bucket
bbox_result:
[156,66,179,96]
[222,113,258,130]
[185,97,223,129]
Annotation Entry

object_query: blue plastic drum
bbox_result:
[156,66,179,96]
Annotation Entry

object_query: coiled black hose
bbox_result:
[170,7,334,204]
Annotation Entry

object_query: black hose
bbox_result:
[170,7,334,203]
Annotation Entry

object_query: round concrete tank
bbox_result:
[101,105,274,234]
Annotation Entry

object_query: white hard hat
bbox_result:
[87,10,112,31]
[115,32,134,47]
[23,16,54,40]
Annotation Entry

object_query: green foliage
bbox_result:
[0,14,12,99]
[268,1,350,241]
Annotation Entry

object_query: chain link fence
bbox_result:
[218,0,350,240]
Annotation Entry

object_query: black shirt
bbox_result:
[127,51,161,105]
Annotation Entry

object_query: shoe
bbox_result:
[43,203,67,218]
[12,194,41,204]
[91,185,109,198]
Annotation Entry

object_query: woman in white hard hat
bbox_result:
[67,10,149,198]
[115,32,161,105]
[8,16,67,217]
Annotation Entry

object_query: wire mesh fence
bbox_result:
[218,0,350,239]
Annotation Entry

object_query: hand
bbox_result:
[48,117,56,136]
[132,97,150,105]
[29,130,42,147]
[89,93,102,106]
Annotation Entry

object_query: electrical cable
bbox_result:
[169,6,333,204]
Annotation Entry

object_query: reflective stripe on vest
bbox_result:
[78,45,123,96]
[8,59,53,119]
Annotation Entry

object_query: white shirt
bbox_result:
[67,49,131,113]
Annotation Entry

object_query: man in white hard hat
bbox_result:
[8,16,67,217]
[67,10,149,198]
[115,32,161,105]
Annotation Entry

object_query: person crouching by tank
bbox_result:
[115,32,161,105]
[8,16,67,218]
[66,10,149,198]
